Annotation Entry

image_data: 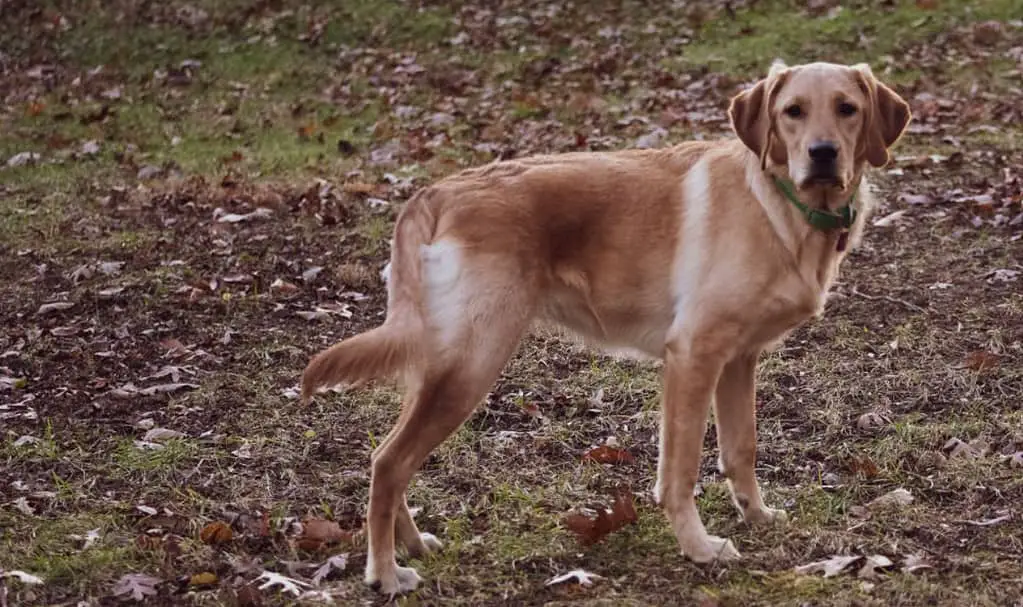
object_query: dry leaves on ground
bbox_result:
[563,490,638,546]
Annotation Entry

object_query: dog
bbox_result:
[301,60,911,595]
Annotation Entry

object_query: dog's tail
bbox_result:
[300,191,436,403]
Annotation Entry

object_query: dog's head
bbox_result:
[729,60,911,199]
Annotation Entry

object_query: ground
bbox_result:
[1,0,1022,605]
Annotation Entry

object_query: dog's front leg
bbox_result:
[655,335,741,563]
[714,353,787,525]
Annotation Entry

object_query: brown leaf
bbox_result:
[521,402,543,418]
[188,571,217,586]
[298,124,316,140]
[563,490,638,546]
[160,338,188,356]
[582,445,635,465]
[964,350,1000,372]
[199,521,233,545]
[297,517,353,552]
[270,278,300,294]
[342,181,379,195]
[847,453,880,479]
[27,101,45,117]
[235,583,264,607]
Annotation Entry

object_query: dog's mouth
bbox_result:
[803,173,841,187]
[799,173,846,191]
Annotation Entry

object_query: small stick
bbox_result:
[850,287,926,314]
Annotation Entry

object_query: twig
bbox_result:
[850,287,927,314]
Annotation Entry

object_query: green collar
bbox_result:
[772,176,857,232]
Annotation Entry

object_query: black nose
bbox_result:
[809,141,839,163]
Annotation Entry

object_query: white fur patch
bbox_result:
[420,240,468,346]
[670,158,711,325]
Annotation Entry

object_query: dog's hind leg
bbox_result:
[364,250,536,596]
[368,393,444,559]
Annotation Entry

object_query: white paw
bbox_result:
[405,532,443,558]
[683,535,741,564]
[744,506,787,526]
[419,532,443,553]
[367,565,422,596]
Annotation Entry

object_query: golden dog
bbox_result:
[301,60,911,595]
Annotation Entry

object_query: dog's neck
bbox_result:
[743,149,870,265]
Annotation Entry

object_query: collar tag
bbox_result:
[836,231,849,252]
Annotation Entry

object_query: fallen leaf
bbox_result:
[189,572,218,586]
[112,573,162,601]
[964,350,1000,372]
[143,428,186,442]
[13,435,39,447]
[985,269,1020,284]
[69,527,101,550]
[582,445,635,464]
[902,553,933,573]
[869,488,914,509]
[7,151,41,167]
[856,412,889,432]
[563,490,637,546]
[342,181,378,195]
[297,518,353,551]
[295,304,352,321]
[37,301,74,315]
[2,570,44,585]
[857,554,893,579]
[847,453,880,479]
[872,210,908,227]
[13,496,35,515]
[97,286,124,298]
[943,437,989,459]
[545,569,604,587]
[794,554,862,577]
[898,193,934,205]
[137,165,163,180]
[216,208,273,223]
[301,266,323,282]
[271,279,300,294]
[253,571,310,596]
[139,383,199,396]
[310,554,348,586]
[973,20,1004,46]
[199,521,234,545]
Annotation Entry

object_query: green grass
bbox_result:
[679,0,1023,76]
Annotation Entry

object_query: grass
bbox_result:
[1,0,1022,605]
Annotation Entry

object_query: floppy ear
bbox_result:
[852,64,912,168]
[728,61,790,170]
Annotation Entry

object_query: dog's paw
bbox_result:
[420,532,443,553]
[683,535,741,564]
[407,532,443,558]
[744,505,787,526]
[367,565,422,596]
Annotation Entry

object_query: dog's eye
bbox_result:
[838,102,858,117]
[784,105,803,119]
